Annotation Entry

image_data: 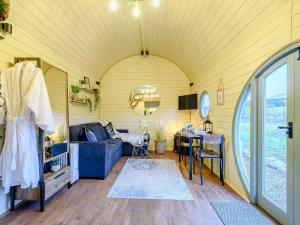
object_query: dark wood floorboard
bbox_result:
[0,152,279,225]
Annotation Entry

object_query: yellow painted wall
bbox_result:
[100,55,191,150]
[190,0,300,199]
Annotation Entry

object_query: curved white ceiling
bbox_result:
[6,0,292,80]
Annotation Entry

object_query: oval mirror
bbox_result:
[200,91,210,119]
[130,85,160,116]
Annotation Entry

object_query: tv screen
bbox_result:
[178,94,198,110]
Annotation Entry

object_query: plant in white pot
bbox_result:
[51,158,61,173]
[155,125,167,154]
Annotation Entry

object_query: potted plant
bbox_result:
[86,97,93,112]
[51,158,61,173]
[70,84,81,100]
[57,124,67,143]
[155,125,167,154]
[139,119,149,135]
[93,88,100,111]
[0,1,10,21]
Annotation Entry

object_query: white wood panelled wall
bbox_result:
[191,0,300,199]
[0,0,299,213]
[100,55,190,150]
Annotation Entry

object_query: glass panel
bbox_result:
[130,85,160,116]
[200,92,210,118]
[263,63,287,211]
[237,90,251,187]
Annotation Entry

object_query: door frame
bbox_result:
[233,41,300,225]
[257,54,294,225]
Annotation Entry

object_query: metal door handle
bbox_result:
[278,122,293,139]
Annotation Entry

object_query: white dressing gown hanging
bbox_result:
[0,62,54,193]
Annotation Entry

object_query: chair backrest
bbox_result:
[202,134,224,145]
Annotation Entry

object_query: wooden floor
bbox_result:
[0,152,278,225]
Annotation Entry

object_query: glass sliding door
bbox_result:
[257,54,294,224]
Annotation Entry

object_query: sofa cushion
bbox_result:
[105,122,115,138]
[99,125,108,140]
[79,127,88,141]
[85,127,97,142]
[86,124,103,141]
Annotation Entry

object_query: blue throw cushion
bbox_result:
[99,126,108,140]
[86,124,103,141]
[84,127,97,142]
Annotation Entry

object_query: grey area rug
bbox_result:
[211,202,275,225]
[107,159,194,201]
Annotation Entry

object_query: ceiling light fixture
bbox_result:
[110,0,118,11]
[152,0,160,7]
[133,2,140,17]
[109,0,160,16]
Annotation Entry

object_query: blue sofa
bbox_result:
[69,123,123,179]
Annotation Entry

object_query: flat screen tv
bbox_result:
[178,94,198,110]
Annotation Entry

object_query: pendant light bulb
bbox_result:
[110,0,118,11]
[153,0,160,7]
[133,3,140,17]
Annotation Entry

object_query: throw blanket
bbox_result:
[115,132,144,145]
[99,121,144,145]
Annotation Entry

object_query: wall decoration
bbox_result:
[130,85,160,116]
[217,79,224,105]
[80,80,87,89]
[84,76,90,89]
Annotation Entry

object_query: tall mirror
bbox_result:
[130,85,160,116]
[42,61,69,145]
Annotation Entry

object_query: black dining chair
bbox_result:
[178,135,200,167]
[193,134,224,185]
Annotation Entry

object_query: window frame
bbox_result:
[199,91,210,119]
[233,42,300,203]
[233,85,252,194]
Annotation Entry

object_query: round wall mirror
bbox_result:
[200,91,210,119]
[129,85,160,116]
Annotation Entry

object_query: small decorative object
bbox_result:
[86,97,93,112]
[155,122,167,154]
[139,119,149,135]
[57,124,67,143]
[51,158,61,172]
[184,123,193,132]
[80,80,87,89]
[84,76,90,89]
[217,79,224,105]
[70,84,81,100]
[203,118,213,134]
[0,0,10,21]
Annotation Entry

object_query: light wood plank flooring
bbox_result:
[0,153,278,225]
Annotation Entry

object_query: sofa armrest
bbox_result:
[70,141,109,179]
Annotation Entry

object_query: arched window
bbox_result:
[234,87,251,191]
